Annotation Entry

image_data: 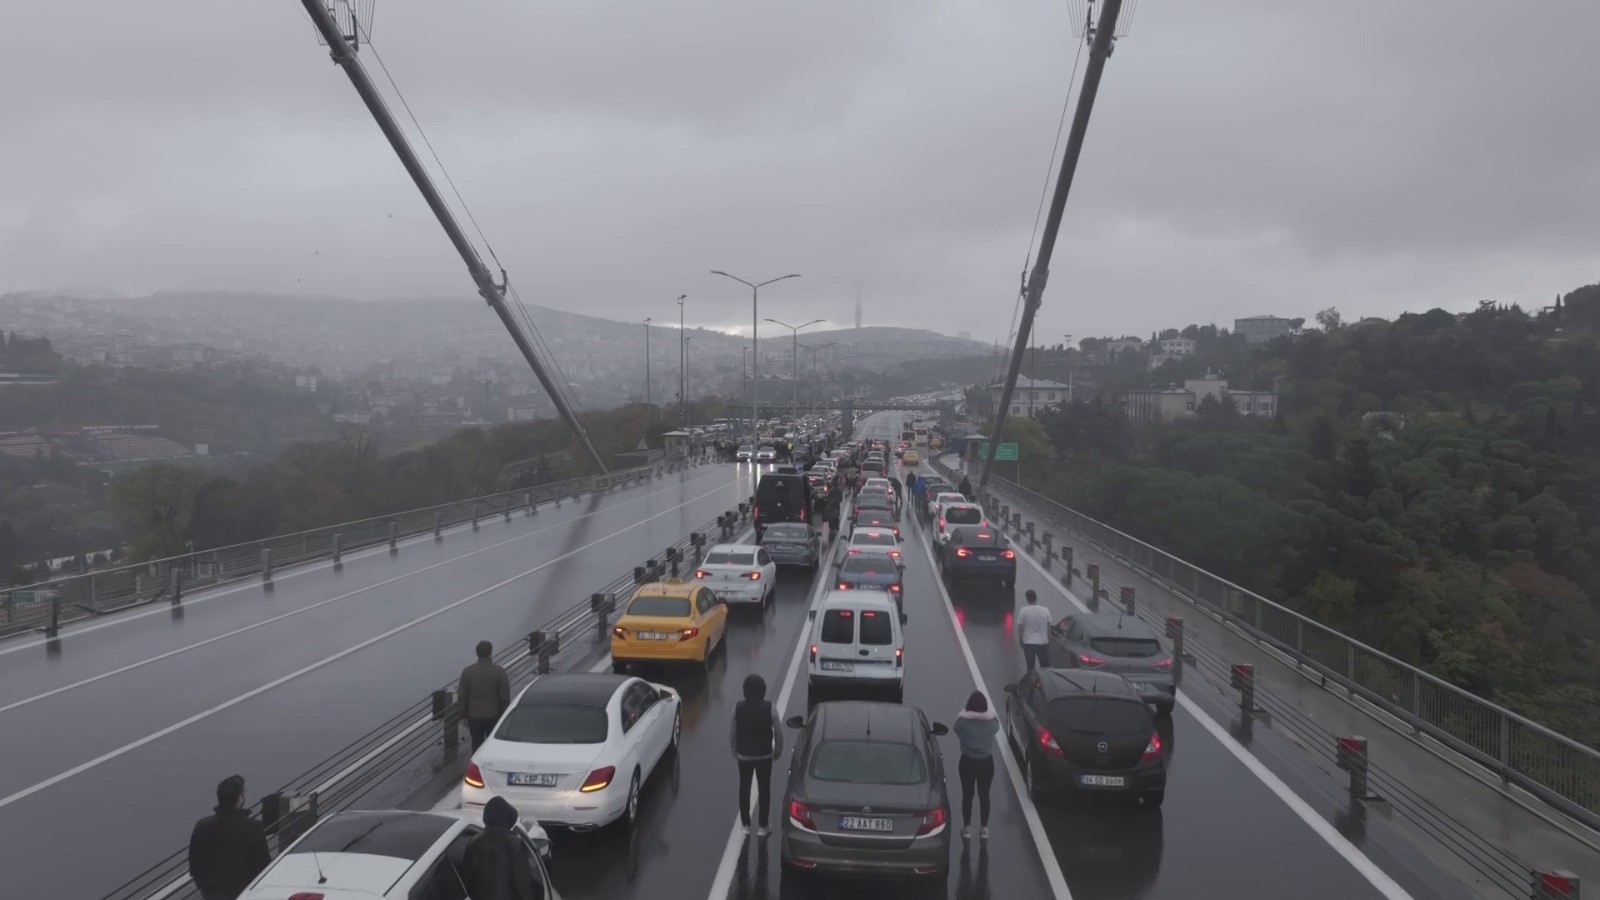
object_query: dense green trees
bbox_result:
[1019,284,1600,740]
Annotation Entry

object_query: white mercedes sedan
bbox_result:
[463,673,680,831]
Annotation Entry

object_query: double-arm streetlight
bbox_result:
[642,317,652,419]
[797,340,838,409]
[710,270,801,440]
[676,294,687,427]
[767,318,823,412]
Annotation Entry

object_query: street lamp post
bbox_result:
[676,294,687,427]
[766,317,824,416]
[798,340,838,410]
[643,318,652,420]
[740,346,751,437]
[711,270,801,442]
[1062,333,1073,403]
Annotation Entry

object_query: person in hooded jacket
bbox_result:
[188,774,270,900]
[729,673,786,836]
[958,475,973,499]
[463,796,538,900]
[952,691,1000,840]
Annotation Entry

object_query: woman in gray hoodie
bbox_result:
[952,690,1000,840]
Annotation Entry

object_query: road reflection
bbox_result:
[1038,801,1165,898]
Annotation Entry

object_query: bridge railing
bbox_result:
[939,456,1600,832]
[99,504,749,900]
[0,461,696,640]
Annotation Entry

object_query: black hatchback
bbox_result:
[1002,669,1166,808]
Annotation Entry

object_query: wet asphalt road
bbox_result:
[0,463,758,900]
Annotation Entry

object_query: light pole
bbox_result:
[798,340,838,410]
[643,318,652,419]
[676,294,687,427]
[1062,333,1073,403]
[711,270,801,442]
[766,317,824,416]
[740,347,751,437]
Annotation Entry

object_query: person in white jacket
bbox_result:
[952,691,1000,840]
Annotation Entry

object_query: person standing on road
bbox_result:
[958,474,973,498]
[1017,590,1053,671]
[953,691,999,840]
[188,774,270,900]
[730,673,786,836]
[460,640,511,752]
[463,796,538,900]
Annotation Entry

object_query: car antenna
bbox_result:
[314,848,328,885]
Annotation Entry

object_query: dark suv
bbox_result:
[755,472,811,539]
[1002,669,1166,808]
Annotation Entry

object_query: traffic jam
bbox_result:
[230,410,1179,900]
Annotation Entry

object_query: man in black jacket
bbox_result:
[729,674,785,836]
[188,775,270,900]
[463,796,539,900]
[460,640,511,752]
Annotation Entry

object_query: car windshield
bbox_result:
[854,532,895,547]
[704,550,755,565]
[627,595,691,617]
[945,507,982,525]
[738,444,753,452]
[810,740,926,784]
[496,703,609,744]
[764,525,808,540]
[1090,636,1162,658]
[841,555,895,576]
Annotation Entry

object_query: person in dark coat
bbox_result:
[958,475,973,498]
[729,674,785,836]
[460,640,511,752]
[462,796,538,900]
[188,775,270,900]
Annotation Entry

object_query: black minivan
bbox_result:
[755,472,811,539]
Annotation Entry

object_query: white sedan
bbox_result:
[695,543,778,604]
[464,673,680,831]
[927,490,966,522]
[241,808,558,900]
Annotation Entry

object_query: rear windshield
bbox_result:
[952,529,1001,546]
[764,525,809,540]
[496,703,609,744]
[628,595,691,617]
[811,740,926,784]
[841,556,895,576]
[820,609,855,643]
[936,493,965,504]
[858,609,894,645]
[757,477,807,504]
[945,507,982,525]
[853,532,896,547]
[287,813,451,861]
[863,461,885,474]
[1047,697,1152,736]
[704,550,754,565]
[1089,637,1162,658]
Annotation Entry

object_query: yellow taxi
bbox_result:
[902,449,922,466]
[610,580,727,672]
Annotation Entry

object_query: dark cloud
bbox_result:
[1,0,1595,343]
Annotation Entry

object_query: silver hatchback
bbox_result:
[781,702,952,882]
[1049,614,1176,712]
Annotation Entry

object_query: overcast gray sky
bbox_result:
[2,0,1597,344]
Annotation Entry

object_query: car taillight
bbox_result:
[694,569,709,579]
[464,762,485,788]
[838,581,850,589]
[1038,726,1064,758]
[896,647,904,668]
[789,799,817,831]
[679,627,699,641]
[580,766,616,792]
[1002,550,1016,559]
[810,644,818,663]
[748,571,762,581]
[977,533,992,539]
[889,583,901,593]
[938,520,945,532]
[915,807,946,836]
[1078,654,1106,668]
[288,894,326,900]
[893,527,900,537]
[956,548,971,558]
[1153,657,1174,671]
[1142,732,1163,761]
[612,626,626,639]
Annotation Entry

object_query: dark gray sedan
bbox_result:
[781,702,952,881]
[1049,614,1176,712]
[759,522,821,572]
[835,549,904,607]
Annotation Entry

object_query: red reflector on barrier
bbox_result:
[1538,872,1578,897]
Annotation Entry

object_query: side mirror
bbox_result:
[931,722,950,737]
[899,612,908,625]
[659,688,674,701]
[785,715,805,729]
[1001,683,1018,695]
[531,836,552,860]
[807,609,816,620]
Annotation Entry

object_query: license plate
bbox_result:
[637,631,669,640]
[839,816,894,832]
[1080,774,1125,787]
[508,773,558,787]
[977,552,996,560]
[820,661,853,672]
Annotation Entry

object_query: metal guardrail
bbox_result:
[936,456,1600,832]
[2,460,700,639]
[101,499,757,900]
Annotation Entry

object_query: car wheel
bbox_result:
[621,770,641,829]
[1024,751,1045,799]
[669,708,682,749]
[1144,790,1165,809]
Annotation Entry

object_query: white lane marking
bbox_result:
[1012,544,1415,900]
[0,466,727,657]
[911,504,1074,900]
[704,509,843,899]
[0,487,743,812]
[0,483,732,716]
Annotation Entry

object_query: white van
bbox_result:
[806,589,906,703]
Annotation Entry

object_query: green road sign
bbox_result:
[993,443,1019,462]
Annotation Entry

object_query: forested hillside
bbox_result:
[1024,283,1600,740]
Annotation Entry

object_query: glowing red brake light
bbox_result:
[1002,550,1016,560]
[810,644,818,663]
[1078,654,1106,668]
[938,520,945,532]
[288,894,327,900]
[956,548,971,558]
[694,569,709,579]
[914,807,946,836]
[1153,657,1174,671]
[889,584,901,593]
[580,766,616,792]
[612,626,626,639]
[896,646,904,667]
[748,571,762,581]
[464,762,485,788]
[838,581,850,589]
[977,533,991,539]
[1038,726,1064,758]
[789,799,817,830]
[679,627,699,641]
[1142,732,1163,761]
